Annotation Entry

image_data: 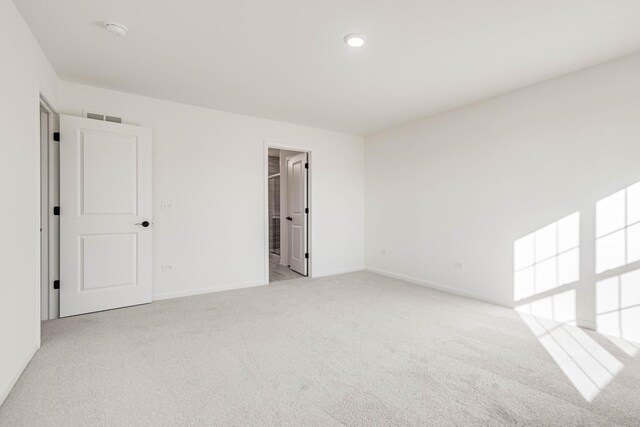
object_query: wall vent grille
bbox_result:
[86,112,104,121]
[105,115,122,123]
[86,112,122,123]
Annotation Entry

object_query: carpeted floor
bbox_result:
[1,271,639,426]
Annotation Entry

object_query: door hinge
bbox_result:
[304,162,308,169]
[53,280,60,290]
[305,207,309,214]
[53,206,60,216]
[53,132,60,142]
[305,253,309,259]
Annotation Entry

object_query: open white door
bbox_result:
[59,115,152,317]
[287,152,308,275]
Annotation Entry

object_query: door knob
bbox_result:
[135,221,151,227]
[286,216,292,221]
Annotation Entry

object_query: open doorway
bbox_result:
[266,147,310,283]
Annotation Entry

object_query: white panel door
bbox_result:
[59,115,152,317]
[287,153,308,275]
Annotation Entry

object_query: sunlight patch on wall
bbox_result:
[514,213,580,301]
[596,182,640,273]
[596,268,640,346]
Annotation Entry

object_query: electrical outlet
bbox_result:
[161,265,173,272]
[454,261,464,269]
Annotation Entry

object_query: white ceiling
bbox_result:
[15,0,640,135]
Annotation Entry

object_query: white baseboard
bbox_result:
[365,266,509,307]
[313,266,364,278]
[1,341,39,407]
[153,280,266,301]
[154,267,365,301]
[365,268,606,332]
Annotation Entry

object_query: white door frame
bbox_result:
[39,94,60,320]
[263,141,312,284]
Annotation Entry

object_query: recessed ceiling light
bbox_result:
[344,34,365,48]
[104,22,128,36]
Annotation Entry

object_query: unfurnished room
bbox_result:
[1,1,640,425]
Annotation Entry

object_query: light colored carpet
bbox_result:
[1,271,639,426]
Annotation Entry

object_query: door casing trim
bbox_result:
[263,141,312,284]
[40,94,60,320]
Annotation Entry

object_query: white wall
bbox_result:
[365,52,640,328]
[58,82,365,300]
[0,0,59,405]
